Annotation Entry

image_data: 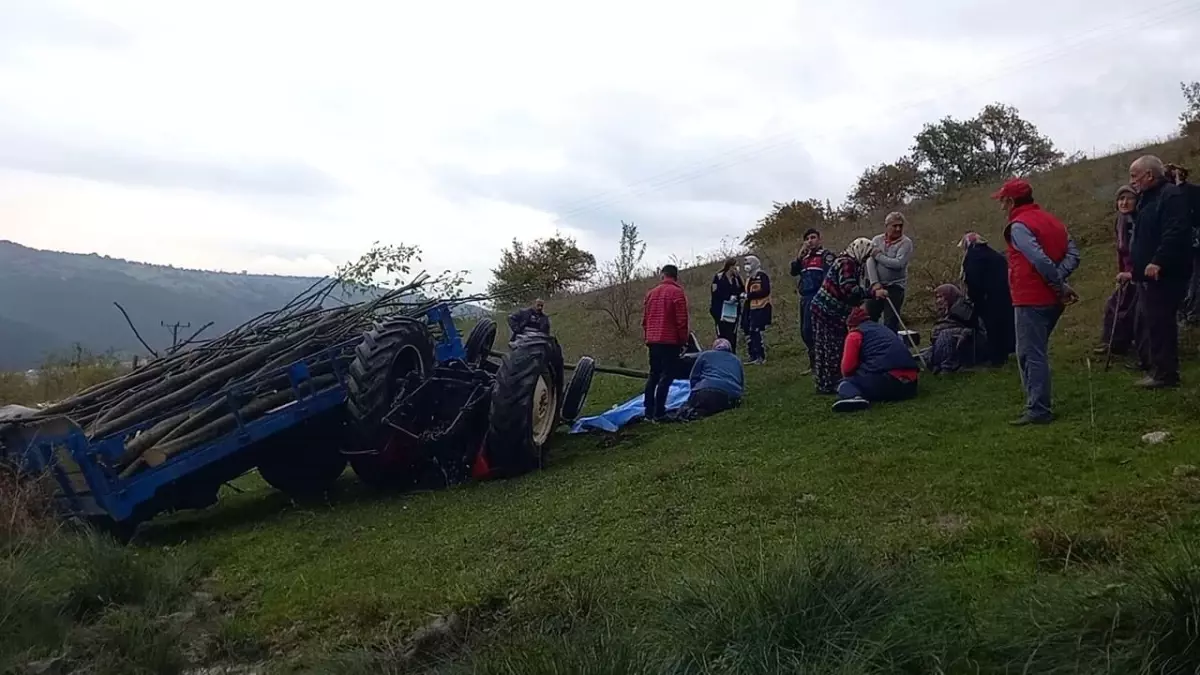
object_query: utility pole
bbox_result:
[161,320,192,350]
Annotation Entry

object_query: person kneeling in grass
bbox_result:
[833,307,919,412]
[665,338,744,422]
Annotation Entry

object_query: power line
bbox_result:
[549,2,1200,224]
[161,320,192,350]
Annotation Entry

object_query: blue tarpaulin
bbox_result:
[569,379,691,434]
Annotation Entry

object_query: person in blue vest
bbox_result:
[664,338,745,422]
[832,306,920,412]
[790,228,835,375]
[741,255,773,364]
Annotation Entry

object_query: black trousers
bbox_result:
[713,316,738,351]
[665,388,739,422]
[1136,280,1186,384]
[867,284,906,332]
[644,344,680,419]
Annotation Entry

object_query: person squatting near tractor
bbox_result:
[995,177,1080,426]
[810,238,888,394]
[866,211,915,332]
[1094,185,1139,359]
[742,255,773,364]
[791,228,835,376]
[507,299,550,344]
[1128,155,1194,389]
[709,258,745,352]
[959,232,1014,367]
[660,338,745,423]
[832,306,919,412]
[641,264,690,422]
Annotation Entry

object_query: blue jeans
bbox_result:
[837,372,917,402]
[800,294,816,366]
[1015,305,1063,420]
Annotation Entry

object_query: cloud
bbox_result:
[0,0,1197,293]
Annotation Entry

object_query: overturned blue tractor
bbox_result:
[0,283,599,540]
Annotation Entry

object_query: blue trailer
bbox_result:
[0,303,594,540]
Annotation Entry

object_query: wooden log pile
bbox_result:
[25,275,455,477]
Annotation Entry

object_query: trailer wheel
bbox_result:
[257,417,348,502]
[346,318,436,442]
[560,356,595,423]
[485,337,563,474]
[464,318,497,367]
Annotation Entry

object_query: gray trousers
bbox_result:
[1015,305,1063,420]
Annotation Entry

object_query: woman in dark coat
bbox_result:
[959,232,1014,366]
[921,284,988,373]
[809,238,885,393]
[741,255,773,364]
[1094,185,1138,356]
[709,259,744,351]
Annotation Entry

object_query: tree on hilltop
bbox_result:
[846,156,926,216]
[911,103,1063,191]
[1180,81,1200,136]
[741,199,831,249]
[488,234,597,306]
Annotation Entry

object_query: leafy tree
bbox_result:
[911,103,1063,191]
[487,234,597,305]
[335,242,468,299]
[589,221,648,337]
[846,156,925,215]
[741,199,830,249]
[1180,81,1200,136]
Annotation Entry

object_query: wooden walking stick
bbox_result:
[1104,282,1126,372]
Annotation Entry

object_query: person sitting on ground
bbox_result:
[1093,185,1139,358]
[664,338,745,422]
[921,284,987,374]
[507,298,550,343]
[833,306,919,413]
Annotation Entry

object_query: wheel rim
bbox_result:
[531,372,556,446]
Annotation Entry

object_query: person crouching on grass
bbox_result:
[832,306,919,413]
[662,338,744,422]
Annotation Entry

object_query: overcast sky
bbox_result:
[0,0,1197,291]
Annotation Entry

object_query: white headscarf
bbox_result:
[743,255,762,275]
[844,237,876,263]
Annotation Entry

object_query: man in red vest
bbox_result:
[642,264,690,421]
[994,178,1080,425]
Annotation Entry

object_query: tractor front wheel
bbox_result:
[484,337,563,475]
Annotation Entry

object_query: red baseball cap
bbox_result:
[991,178,1032,200]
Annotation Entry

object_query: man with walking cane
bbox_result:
[1095,185,1139,367]
[994,178,1081,426]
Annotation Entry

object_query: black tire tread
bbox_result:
[464,318,498,366]
[485,337,564,474]
[560,356,596,423]
[345,318,436,440]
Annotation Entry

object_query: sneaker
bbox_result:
[800,367,812,376]
[1135,376,1179,389]
[1010,415,1053,426]
[1092,345,1110,355]
[832,397,870,413]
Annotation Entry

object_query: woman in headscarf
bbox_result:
[809,238,886,393]
[664,337,745,422]
[959,232,1014,366]
[1093,185,1139,357]
[741,255,773,364]
[920,284,988,373]
[710,258,744,352]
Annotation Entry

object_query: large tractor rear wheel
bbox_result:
[344,318,436,487]
[464,318,497,367]
[257,414,349,502]
[484,337,564,475]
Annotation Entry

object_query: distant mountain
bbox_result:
[0,241,486,370]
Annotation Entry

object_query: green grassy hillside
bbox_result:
[6,138,1200,674]
[546,135,1200,367]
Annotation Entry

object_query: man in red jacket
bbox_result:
[995,178,1080,426]
[642,264,690,421]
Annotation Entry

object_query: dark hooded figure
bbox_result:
[958,232,1014,366]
